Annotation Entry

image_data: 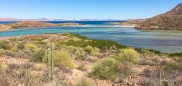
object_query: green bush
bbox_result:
[118,48,140,63]
[0,41,11,50]
[17,43,25,50]
[25,44,37,51]
[30,49,45,62]
[76,78,93,86]
[84,45,93,54]
[59,37,127,50]
[139,48,152,55]
[54,50,74,68]
[62,33,88,40]
[170,52,182,57]
[91,47,100,56]
[89,58,124,80]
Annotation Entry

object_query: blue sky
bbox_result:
[0,0,181,20]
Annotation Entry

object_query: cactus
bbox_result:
[47,43,54,80]
[51,43,54,80]
[163,80,168,86]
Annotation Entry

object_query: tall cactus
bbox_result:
[47,43,54,80]
[51,43,54,80]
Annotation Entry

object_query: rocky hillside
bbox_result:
[124,19,146,24]
[164,3,182,15]
[135,3,182,30]
[0,25,13,31]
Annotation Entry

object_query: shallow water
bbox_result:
[0,25,182,53]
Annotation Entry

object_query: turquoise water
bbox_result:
[0,26,182,54]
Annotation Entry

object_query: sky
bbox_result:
[0,0,182,20]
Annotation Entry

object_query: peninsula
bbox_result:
[0,21,80,32]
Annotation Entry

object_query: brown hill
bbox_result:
[135,3,182,30]
[164,3,182,15]
[9,21,56,28]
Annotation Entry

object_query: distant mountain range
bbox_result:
[135,3,182,30]
[0,18,64,21]
[0,18,123,21]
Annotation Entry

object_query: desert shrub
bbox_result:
[77,64,87,71]
[17,42,25,50]
[76,78,93,86]
[139,59,155,66]
[0,41,11,50]
[91,47,100,56]
[25,44,37,51]
[5,50,17,57]
[17,51,29,58]
[0,62,8,71]
[84,45,93,55]
[31,37,43,41]
[0,74,10,86]
[6,50,29,58]
[68,46,78,54]
[30,49,45,62]
[89,58,124,80]
[141,68,152,77]
[139,48,152,54]
[76,55,96,62]
[0,49,5,56]
[160,59,168,66]
[76,55,88,61]
[165,62,182,70]
[13,68,49,86]
[151,57,161,64]
[35,41,47,45]
[110,45,117,50]
[118,48,140,63]
[8,63,33,70]
[174,57,182,64]
[54,50,74,68]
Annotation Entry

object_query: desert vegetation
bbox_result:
[0,33,181,86]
